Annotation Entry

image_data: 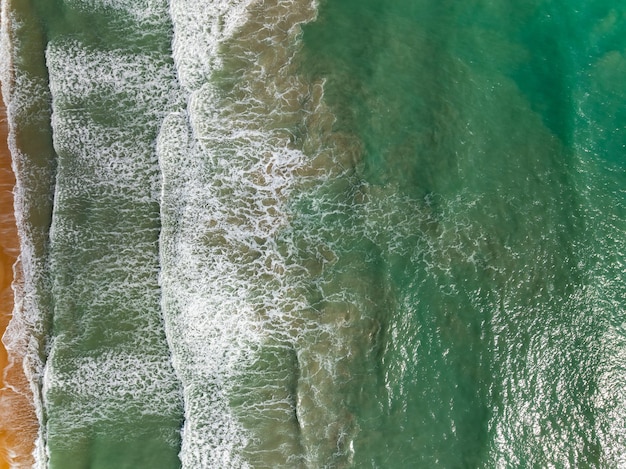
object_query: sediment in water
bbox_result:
[0,88,37,469]
[1,0,60,465]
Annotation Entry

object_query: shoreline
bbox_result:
[0,96,35,469]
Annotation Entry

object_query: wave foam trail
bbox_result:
[169,0,253,91]
[40,2,185,465]
[160,0,375,466]
[0,0,59,465]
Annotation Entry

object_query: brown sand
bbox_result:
[0,100,37,468]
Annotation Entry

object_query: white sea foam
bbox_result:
[159,0,471,465]
[0,2,55,466]
[159,0,349,466]
[158,83,307,469]
[161,0,472,466]
[64,0,169,25]
[46,39,180,197]
[169,0,254,91]
[39,10,184,460]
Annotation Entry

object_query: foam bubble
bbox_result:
[46,39,180,198]
[159,0,464,465]
[64,0,169,25]
[0,1,57,466]
[41,12,184,464]
[169,0,255,91]
[158,0,371,466]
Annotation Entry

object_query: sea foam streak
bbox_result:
[40,1,184,466]
[0,1,58,465]
[159,0,373,466]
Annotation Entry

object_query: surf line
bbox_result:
[0,59,38,469]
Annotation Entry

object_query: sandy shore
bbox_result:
[0,100,36,469]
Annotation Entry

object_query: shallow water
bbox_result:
[0,96,36,469]
[1,0,624,467]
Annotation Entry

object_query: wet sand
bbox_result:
[0,101,36,468]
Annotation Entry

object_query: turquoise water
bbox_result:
[298,1,626,466]
[2,0,625,467]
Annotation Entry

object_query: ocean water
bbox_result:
[1,0,625,467]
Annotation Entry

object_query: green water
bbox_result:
[12,0,184,468]
[295,0,626,466]
[3,0,624,467]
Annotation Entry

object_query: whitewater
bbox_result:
[0,0,625,467]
